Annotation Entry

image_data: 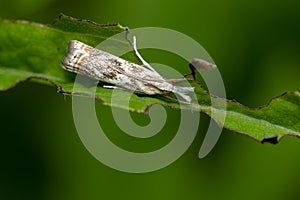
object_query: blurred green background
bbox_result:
[0,0,300,199]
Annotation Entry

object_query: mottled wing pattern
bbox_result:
[61,40,164,94]
[61,40,194,102]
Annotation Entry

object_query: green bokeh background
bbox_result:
[1,0,300,199]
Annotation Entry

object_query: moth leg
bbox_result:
[163,94,191,105]
[167,77,194,84]
[103,85,120,89]
[103,85,135,93]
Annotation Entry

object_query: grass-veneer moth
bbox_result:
[61,36,194,103]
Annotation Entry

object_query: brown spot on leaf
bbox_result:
[261,134,278,144]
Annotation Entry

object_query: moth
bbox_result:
[61,36,195,103]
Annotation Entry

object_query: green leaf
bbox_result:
[204,91,300,143]
[0,14,299,143]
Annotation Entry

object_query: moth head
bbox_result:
[61,40,92,73]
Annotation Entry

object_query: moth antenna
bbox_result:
[126,35,160,74]
[132,36,157,72]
